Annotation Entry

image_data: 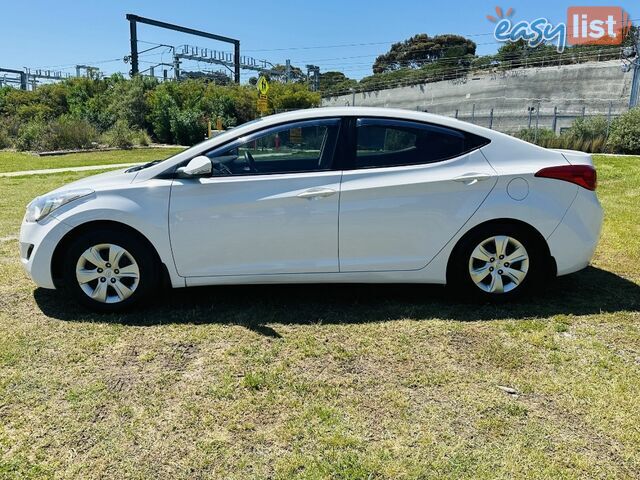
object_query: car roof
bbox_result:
[240,106,510,142]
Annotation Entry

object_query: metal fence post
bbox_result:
[582,106,586,118]
[606,101,612,137]
[528,107,533,128]
[454,109,458,119]
[534,103,540,143]
[471,103,475,123]
[489,108,494,129]
[552,106,558,133]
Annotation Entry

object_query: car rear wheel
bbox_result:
[62,228,159,312]
[448,223,546,301]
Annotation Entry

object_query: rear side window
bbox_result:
[355,118,490,169]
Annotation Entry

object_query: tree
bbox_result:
[319,71,358,95]
[181,70,232,85]
[495,40,557,69]
[373,34,476,74]
[267,83,321,113]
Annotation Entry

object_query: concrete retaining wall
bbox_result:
[322,61,633,133]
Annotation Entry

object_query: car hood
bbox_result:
[49,168,139,194]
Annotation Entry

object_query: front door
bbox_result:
[169,118,342,277]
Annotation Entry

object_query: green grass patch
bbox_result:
[0,147,184,173]
[0,155,637,478]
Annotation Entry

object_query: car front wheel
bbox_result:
[62,228,159,312]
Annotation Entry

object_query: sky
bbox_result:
[0,0,638,82]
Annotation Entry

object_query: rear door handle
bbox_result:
[297,187,337,199]
[453,173,492,186]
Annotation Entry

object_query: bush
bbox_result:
[101,119,135,149]
[607,107,640,154]
[135,129,151,146]
[15,117,98,152]
[566,115,608,141]
[15,121,50,151]
[49,116,98,150]
[0,125,11,149]
[515,117,612,153]
[169,108,205,146]
[0,76,319,147]
[514,127,557,147]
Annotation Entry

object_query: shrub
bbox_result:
[15,117,98,152]
[590,136,606,153]
[515,117,612,153]
[0,124,11,149]
[566,115,608,141]
[134,129,151,147]
[49,116,98,150]
[607,107,640,154]
[101,119,135,149]
[15,121,50,151]
[514,127,557,147]
[169,108,205,146]
[146,86,178,144]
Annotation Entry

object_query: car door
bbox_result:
[338,117,497,272]
[169,118,343,277]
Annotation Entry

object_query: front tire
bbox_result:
[62,228,159,312]
[447,223,546,301]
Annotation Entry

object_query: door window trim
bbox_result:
[199,117,343,177]
[344,116,491,170]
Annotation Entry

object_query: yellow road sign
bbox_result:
[257,76,269,95]
[257,94,269,114]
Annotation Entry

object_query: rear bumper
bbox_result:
[547,188,603,276]
[19,217,72,289]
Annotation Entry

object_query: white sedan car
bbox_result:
[20,107,602,311]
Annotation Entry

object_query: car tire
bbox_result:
[62,227,160,312]
[447,223,547,301]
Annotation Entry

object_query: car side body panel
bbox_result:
[338,150,497,272]
[18,107,602,293]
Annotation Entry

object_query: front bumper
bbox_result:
[19,216,72,289]
[547,188,603,276]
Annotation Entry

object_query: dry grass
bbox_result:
[0,156,638,479]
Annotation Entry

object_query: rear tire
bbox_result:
[62,228,159,312]
[447,223,547,301]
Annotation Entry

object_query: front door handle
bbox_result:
[453,173,492,186]
[297,187,337,200]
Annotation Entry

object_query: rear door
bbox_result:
[338,118,496,272]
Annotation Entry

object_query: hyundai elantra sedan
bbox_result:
[20,107,602,311]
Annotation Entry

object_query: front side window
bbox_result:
[355,118,489,169]
[206,119,340,176]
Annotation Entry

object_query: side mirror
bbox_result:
[176,155,212,178]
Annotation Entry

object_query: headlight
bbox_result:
[24,189,94,223]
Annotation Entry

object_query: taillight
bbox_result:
[535,165,597,191]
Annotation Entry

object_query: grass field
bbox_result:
[0,148,185,174]
[0,154,638,479]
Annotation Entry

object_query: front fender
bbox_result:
[51,179,185,288]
